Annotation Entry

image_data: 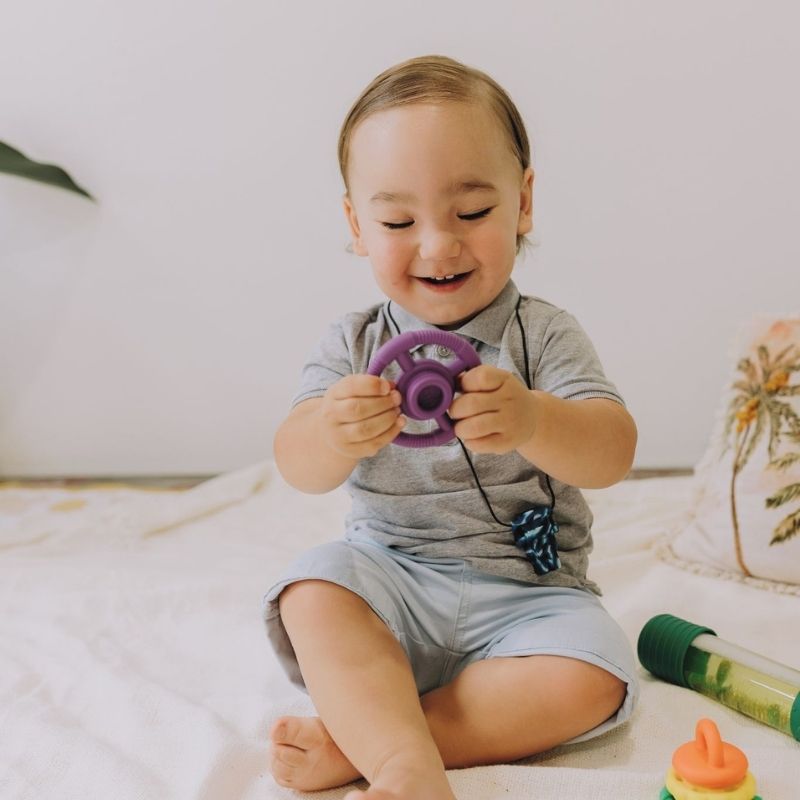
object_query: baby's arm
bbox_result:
[515,391,637,488]
[273,375,405,494]
[449,365,636,489]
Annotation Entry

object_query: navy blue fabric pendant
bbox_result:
[511,505,561,575]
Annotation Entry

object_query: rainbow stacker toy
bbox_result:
[660,719,761,800]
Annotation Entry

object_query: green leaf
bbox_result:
[772,344,798,369]
[767,402,784,460]
[757,345,771,376]
[780,402,800,432]
[0,140,94,200]
[777,385,800,396]
[766,482,800,509]
[736,358,757,383]
[771,509,800,545]
[768,452,800,471]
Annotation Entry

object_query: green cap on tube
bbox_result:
[638,614,717,688]
[791,694,800,741]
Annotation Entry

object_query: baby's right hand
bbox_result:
[319,375,406,459]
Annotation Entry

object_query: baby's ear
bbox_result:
[516,167,534,236]
[342,195,369,256]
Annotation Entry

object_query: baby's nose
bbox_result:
[418,229,461,261]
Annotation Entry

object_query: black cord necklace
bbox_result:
[383,295,561,575]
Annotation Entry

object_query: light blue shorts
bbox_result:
[263,539,639,743]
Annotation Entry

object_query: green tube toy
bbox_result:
[638,614,800,741]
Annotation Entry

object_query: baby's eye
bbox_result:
[381,220,414,230]
[380,207,494,231]
[459,207,494,221]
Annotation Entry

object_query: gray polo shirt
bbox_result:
[291,280,624,594]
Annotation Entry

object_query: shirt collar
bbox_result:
[383,279,521,349]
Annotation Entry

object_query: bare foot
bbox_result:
[269,715,455,799]
[269,715,360,791]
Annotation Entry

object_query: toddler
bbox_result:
[264,55,639,800]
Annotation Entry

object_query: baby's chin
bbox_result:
[407,301,484,329]
[385,290,487,330]
[433,311,481,330]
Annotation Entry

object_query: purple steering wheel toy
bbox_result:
[367,330,481,448]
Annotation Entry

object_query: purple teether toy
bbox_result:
[367,329,480,447]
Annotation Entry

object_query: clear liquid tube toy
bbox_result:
[638,614,800,740]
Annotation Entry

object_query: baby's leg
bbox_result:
[420,653,627,765]
[273,579,455,800]
[272,653,626,788]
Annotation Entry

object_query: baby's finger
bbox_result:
[458,364,507,393]
[330,374,393,400]
[453,411,501,442]
[343,412,406,459]
[448,390,491,420]
[337,391,402,423]
[344,407,406,445]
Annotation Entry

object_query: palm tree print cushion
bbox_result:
[665,315,800,591]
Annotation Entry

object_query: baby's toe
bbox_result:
[269,715,321,749]
[272,742,308,768]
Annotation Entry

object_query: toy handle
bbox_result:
[695,719,725,768]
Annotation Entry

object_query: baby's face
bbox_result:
[343,101,533,328]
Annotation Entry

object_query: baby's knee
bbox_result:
[278,578,375,630]
[279,579,344,617]
[576,661,627,719]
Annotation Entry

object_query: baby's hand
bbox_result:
[448,365,536,455]
[319,375,405,459]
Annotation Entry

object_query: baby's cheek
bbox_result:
[373,245,412,281]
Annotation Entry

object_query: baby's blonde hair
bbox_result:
[338,55,533,255]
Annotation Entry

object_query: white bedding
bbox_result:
[1,464,798,799]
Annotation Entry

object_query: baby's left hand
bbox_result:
[448,365,536,455]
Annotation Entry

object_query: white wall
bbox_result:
[1,1,799,476]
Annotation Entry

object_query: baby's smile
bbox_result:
[416,271,473,292]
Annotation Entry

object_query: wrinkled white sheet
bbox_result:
[1,464,798,799]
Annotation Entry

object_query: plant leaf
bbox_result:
[757,345,771,377]
[768,452,800,471]
[766,482,800,509]
[780,402,800,433]
[0,140,94,200]
[736,358,757,383]
[771,509,800,545]
[772,344,798,369]
[767,401,784,460]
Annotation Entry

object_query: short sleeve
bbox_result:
[291,320,354,407]
[533,310,624,404]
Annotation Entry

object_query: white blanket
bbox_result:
[1,464,798,799]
